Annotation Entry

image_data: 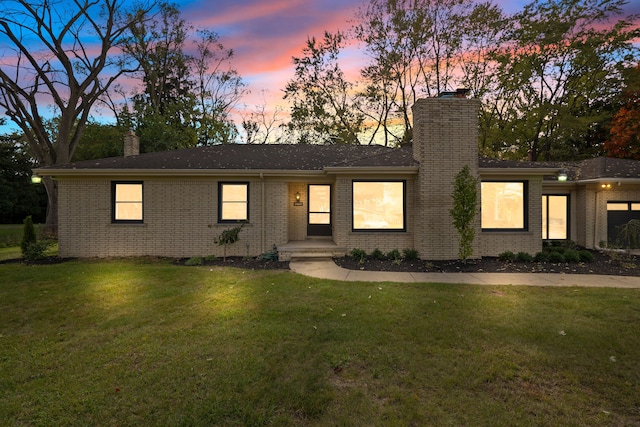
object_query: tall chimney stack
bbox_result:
[124,130,139,157]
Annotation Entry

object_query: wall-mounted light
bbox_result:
[601,183,611,189]
[557,169,567,182]
[294,191,303,206]
[31,174,42,184]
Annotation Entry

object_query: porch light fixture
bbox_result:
[557,169,567,182]
[31,174,42,184]
[294,191,303,206]
[601,183,612,189]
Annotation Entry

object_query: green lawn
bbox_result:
[0,224,22,248]
[1,259,639,426]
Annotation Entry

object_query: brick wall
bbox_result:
[412,98,482,260]
[58,176,287,258]
[288,182,307,241]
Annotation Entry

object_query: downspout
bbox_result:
[594,189,600,248]
[260,172,265,253]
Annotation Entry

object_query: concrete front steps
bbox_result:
[277,239,346,261]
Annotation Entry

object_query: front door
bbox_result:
[307,184,332,236]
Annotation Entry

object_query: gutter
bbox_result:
[480,167,560,176]
[324,166,419,174]
[32,168,328,178]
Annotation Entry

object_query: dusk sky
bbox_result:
[171,0,639,115]
[1,0,639,133]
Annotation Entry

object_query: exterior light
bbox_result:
[557,169,567,182]
[294,191,303,206]
[601,183,611,189]
[31,174,42,184]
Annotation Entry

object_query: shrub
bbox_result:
[534,251,549,262]
[402,248,419,261]
[387,249,401,263]
[515,252,533,262]
[498,251,516,262]
[23,240,52,261]
[548,246,566,254]
[204,255,218,262]
[370,248,386,260]
[579,250,595,263]
[21,215,37,256]
[350,248,367,264]
[185,257,203,266]
[564,249,580,263]
[258,245,279,261]
[547,251,565,263]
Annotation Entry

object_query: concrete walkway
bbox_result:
[289,258,640,288]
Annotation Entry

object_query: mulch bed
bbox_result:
[334,249,640,277]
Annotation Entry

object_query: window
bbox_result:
[481,181,527,230]
[219,182,249,222]
[542,195,569,239]
[352,181,405,231]
[112,182,143,223]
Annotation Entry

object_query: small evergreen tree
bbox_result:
[21,215,36,257]
[450,165,478,261]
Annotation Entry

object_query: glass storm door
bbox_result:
[307,184,332,236]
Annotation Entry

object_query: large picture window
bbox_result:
[542,195,569,239]
[481,181,527,230]
[112,182,143,223]
[353,181,405,231]
[219,182,249,222]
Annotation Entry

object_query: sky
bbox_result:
[173,0,640,117]
[1,0,639,135]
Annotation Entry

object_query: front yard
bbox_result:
[1,259,639,425]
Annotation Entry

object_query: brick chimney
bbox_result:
[124,130,139,157]
[412,96,481,260]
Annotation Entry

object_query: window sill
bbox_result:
[481,229,530,234]
[350,230,410,235]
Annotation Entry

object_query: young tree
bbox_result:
[284,31,364,144]
[0,0,155,232]
[450,165,478,261]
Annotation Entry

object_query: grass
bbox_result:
[0,224,23,248]
[1,259,639,426]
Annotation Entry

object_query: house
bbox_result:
[35,97,640,260]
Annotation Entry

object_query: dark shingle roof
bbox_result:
[49,144,417,171]
[576,157,640,180]
[479,157,560,169]
[480,156,640,181]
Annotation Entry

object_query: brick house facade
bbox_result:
[36,97,640,260]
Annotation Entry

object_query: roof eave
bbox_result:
[324,166,419,174]
[32,168,328,178]
[479,167,561,176]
